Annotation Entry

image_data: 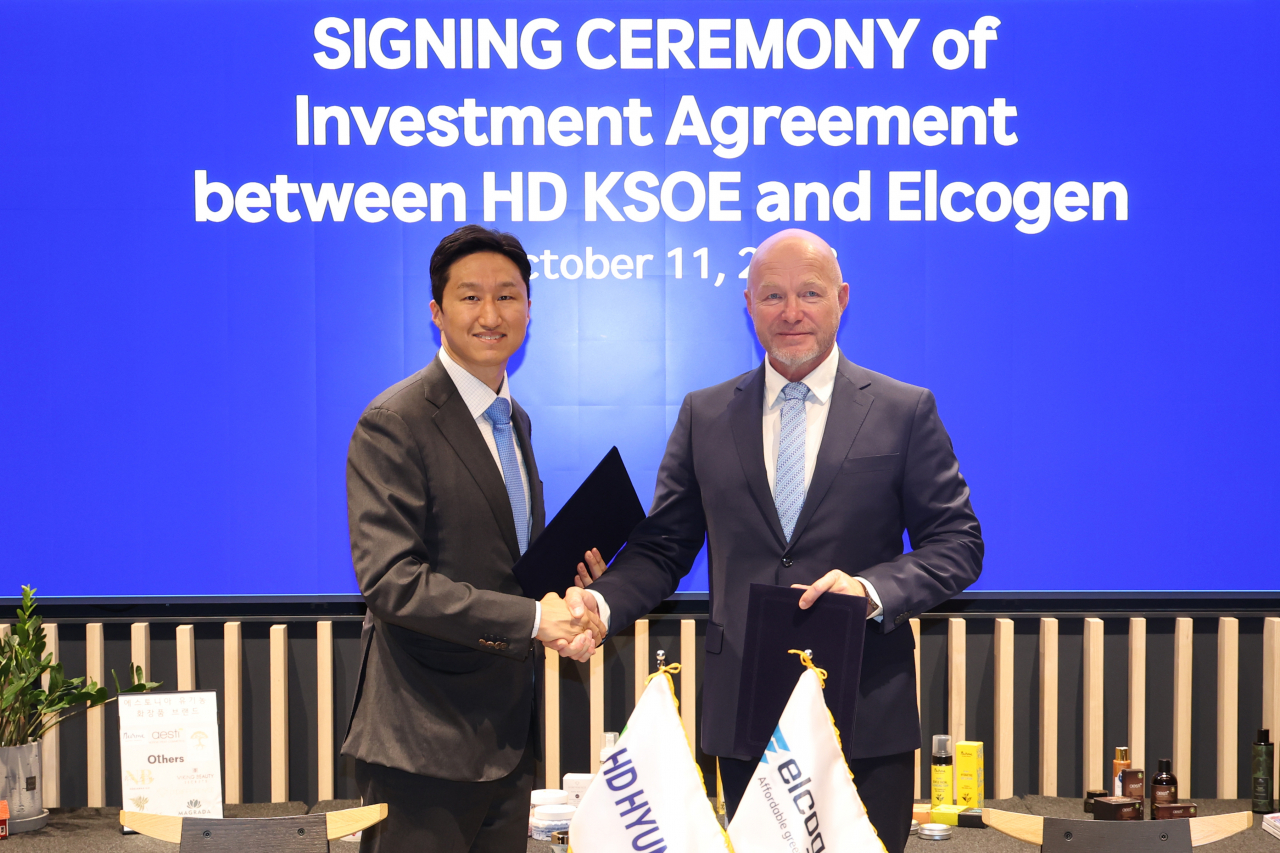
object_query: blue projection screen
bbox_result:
[2,2,1277,597]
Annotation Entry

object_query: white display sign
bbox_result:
[118,691,223,819]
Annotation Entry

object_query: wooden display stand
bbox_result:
[984,808,1252,852]
[119,803,387,852]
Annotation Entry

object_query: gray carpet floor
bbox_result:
[2,797,1274,851]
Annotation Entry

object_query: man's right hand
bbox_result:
[537,592,606,662]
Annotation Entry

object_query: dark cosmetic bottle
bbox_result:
[1254,729,1275,814]
[1150,759,1177,819]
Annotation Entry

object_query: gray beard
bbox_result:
[766,335,834,369]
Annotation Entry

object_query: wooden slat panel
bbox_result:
[223,622,243,804]
[41,622,61,808]
[948,618,965,743]
[1173,617,1193,787]
[1039,617,1059,797]
[590,646,604,773]
[86,622,106,807]
[270,624,289,803]
[544,648,560,789]
[175,625,196,691]
[681,619,697,750]
[1129,618,1146,774]
[1264,618,1279,788]
[1217,617,1238,798]
[911,617,921,800]
[131,622,151,683]
[634,619,650,707]
[1082,617,1104,795]
[993,617,1014,799]
[317,620,334,802]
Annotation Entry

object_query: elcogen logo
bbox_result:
[760,729,827,853]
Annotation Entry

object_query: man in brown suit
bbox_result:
[342,225,604,853]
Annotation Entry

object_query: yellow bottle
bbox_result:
[931,734,954,807]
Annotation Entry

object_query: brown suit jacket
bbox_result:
[341,355,546,781]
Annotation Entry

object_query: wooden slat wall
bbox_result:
[993,617,1014,799]
[590,646,604,773]
[223,621,243,804]
[911,617,921,800]
[1082,617,1105,795]
[634,618,650,704]
[1217,617,1238,798]
[1172,617,1193,783]
[269,624,289,803]
[544,644,561,789]
[317,620,334,802]
[1129,617,1146,775]
[1265,618,1280,785]
[85,622,106,807]
[131,622,150,682]
[21,609,1280,808]
[176,625,196,691]
[948,618,966,743]
[40,622,61,808]
[1039,617,1059,797]
[680,619,697,750]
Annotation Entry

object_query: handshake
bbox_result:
[535,548,608,662]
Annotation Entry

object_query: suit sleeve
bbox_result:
[589,393,706,636]
[856,389,983,632]
[347,406,536,659]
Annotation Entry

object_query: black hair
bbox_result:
[429,224,532,305]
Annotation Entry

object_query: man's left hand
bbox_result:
[792,570,866,610]
[574,547,608,588]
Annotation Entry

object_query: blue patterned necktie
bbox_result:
[774,381,810,542]
[484,397,529,555]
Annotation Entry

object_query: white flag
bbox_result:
[728,666,886,853]
[569,667,731,853]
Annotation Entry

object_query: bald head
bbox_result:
[747,229,842,296]
[743,229,849,381]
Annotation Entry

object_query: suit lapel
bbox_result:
[423,359,522,562]
[729,365,787,549]
[511,401,545,540]
[788,355,874,546]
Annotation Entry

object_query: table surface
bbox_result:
[2,797,1273,852]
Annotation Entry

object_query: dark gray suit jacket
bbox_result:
[590,354,982,760]
[341,356,546,782]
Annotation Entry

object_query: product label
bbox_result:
[1152,784,1176,805]
[931,765,953,807]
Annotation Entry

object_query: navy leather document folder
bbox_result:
[513,446,646,600]
[733,583,867,758]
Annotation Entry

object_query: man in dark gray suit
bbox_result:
[568,228,983,853]
[342,225,604,853]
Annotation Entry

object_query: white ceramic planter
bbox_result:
[0,739,49,833]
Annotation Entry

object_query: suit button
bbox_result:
[498,642,508,650]
[894,613,908,625]
[781,557,794,567]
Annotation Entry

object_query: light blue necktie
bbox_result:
[774,382,810,543]
[484,397,529,555]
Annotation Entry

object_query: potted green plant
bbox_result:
[0,585,158,833]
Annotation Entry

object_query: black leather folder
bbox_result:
[733,583,867,758]
[513,446,646,600]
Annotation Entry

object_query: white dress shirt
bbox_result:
[436,347,541,637]
[590,346,883,632]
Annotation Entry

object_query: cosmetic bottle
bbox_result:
[931,734,954,807]
[1150,759,1176,819]
[1113,747,1131,797]
[1254,729,1275,814]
